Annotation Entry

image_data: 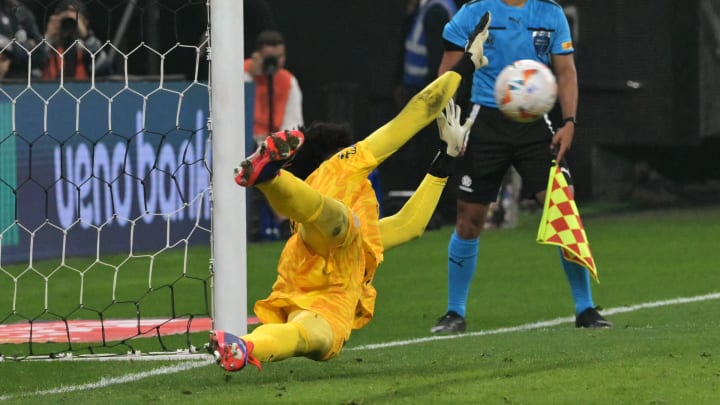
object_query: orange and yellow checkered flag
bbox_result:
[537,164,598,281]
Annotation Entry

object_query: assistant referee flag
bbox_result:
[537,164,598,281]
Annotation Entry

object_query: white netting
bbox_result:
[0,0,214,359]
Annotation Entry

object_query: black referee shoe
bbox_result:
[430,311,467,334]
[575,307,613,328]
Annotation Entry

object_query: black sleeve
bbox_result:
[441,14,473,117]
[427,150,456,178]
[443,38,464,52]
[453,70,474,119]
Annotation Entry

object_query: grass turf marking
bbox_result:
[2,292,718,401]
[0,359,214,401]
[348,292,720,350]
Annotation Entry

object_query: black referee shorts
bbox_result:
[456,106,573,204]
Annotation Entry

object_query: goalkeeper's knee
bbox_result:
[288,310,334,360]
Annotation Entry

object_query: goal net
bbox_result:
[0,0,245,360]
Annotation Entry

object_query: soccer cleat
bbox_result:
[575,307,613,328]
[234,129,304,187]
[464,11,492,69]
[430,311,467,334]
[207,330,262,371]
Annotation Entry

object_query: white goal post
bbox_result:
[209,0,247,337]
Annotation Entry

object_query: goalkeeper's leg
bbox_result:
[352,12,491,165]
[362,73,461,165]
[209,310,334,371]
[243,310,334,363]
[258,171,350,255]
[234,128,349,252]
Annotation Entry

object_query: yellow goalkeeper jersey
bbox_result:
[253,141,383,357]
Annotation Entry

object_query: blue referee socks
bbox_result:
[558,248,595,314]
[446,230,479,317]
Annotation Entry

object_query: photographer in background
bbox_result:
[42,0,111,80]
[244,29,304,241]
[244,29,303,145]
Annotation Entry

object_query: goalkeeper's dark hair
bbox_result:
[286,121,354,180]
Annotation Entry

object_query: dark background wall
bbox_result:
[566,0,720,204]
[262,0,720,206]
[263,0,406,140]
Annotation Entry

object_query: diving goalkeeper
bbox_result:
[207,11,492,372]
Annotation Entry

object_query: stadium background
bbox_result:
[3,0,720,378]
[257,0,720,208]
[22,0,720,207]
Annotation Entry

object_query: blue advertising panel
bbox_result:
[0,81,213,263]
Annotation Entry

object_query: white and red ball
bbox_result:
[494,59,558,123]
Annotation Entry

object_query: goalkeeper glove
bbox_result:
[429,100,475,178]
[437,99,474,157]
[465,11,491,69]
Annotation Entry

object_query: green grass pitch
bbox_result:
[1,205,719,403]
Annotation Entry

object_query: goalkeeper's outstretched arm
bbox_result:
[379,100,474,251]
[364,11,491,164]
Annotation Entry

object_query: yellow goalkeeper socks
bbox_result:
[243,310,333,362]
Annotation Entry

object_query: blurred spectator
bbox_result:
[245,29,303,142]
[244,30,304,240]
[42,0,110,80]
[0,0,45,79]
[395,0,457,105]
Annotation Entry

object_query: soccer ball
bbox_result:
[494,59,558,123]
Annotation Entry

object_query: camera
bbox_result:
[59,17,79,48]
[262,55,278,75]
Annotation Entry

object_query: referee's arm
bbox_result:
[437,41,464,76]
[438,41,471,115]
[550,52,578,163]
